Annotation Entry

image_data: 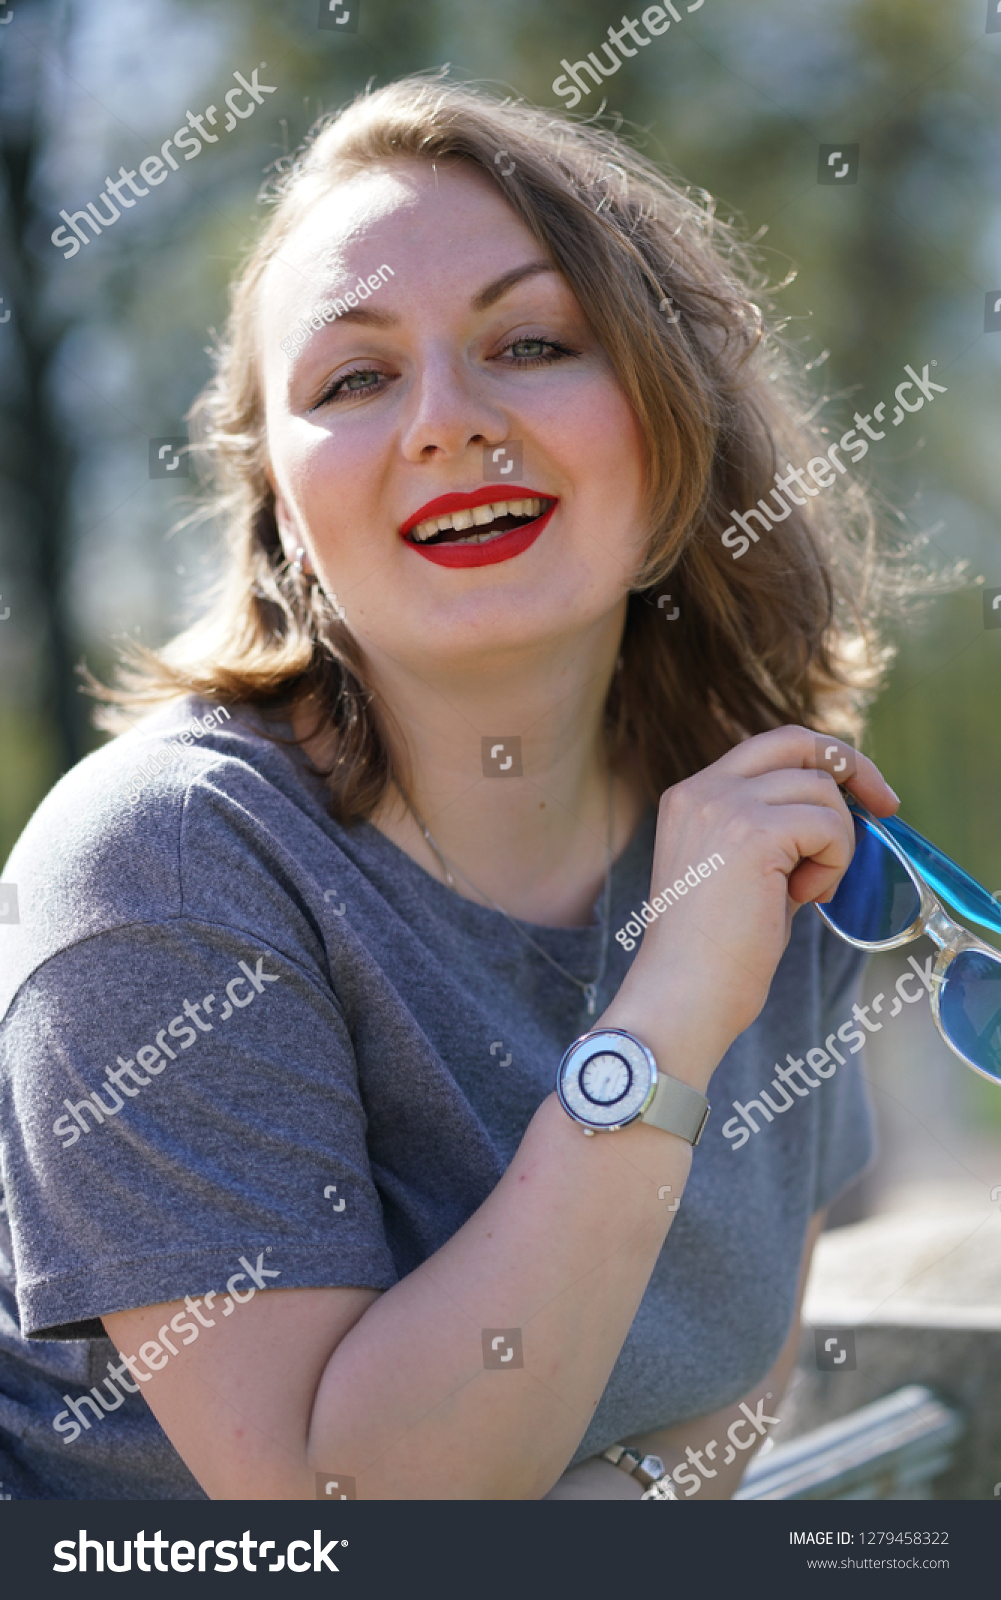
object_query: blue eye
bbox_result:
[501,337,579,365]
[312,367,388,408]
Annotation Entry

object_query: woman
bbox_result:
[0,74,900,1501]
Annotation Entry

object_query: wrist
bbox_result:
[595,993,724,1096]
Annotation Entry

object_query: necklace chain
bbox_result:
[401,772,615,1018]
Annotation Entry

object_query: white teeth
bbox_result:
[408,496,548,542]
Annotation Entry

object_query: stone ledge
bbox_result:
[781,1206,1001,1499]
[804,1205,1001,1331]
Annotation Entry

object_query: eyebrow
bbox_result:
[307,259,558,333]
[470,260,558,311]
[326,305,397,330]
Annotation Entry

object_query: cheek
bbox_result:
[548,379,646,506]
[268,413,370,525]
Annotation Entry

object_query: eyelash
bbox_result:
[501,336,580,366]
[311,336,580,409]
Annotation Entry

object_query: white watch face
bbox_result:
[580,1052,632,1106]
[557,1031,656,1130]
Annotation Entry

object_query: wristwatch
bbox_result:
[602,1444,678,1499]
[556,1028,710,1144]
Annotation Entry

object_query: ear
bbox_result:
[271,485,318,579]
[272,482,298,566]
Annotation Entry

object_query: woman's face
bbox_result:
[260,158,649,677]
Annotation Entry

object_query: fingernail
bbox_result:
[886,785,900,804]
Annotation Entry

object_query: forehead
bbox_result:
[265,159,536,293]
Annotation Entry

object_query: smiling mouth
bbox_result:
[404,496,555,548]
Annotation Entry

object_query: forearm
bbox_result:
[614,1212,823,1501]
[306,1090,694,1500]
[547,1209,824,1502]
[544,1342,797,1502]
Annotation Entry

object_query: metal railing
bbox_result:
[734,1385,964,1500]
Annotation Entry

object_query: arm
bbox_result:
[542,1207,826,1499]
[104,1090,697,1500]
[103,728,893,1501]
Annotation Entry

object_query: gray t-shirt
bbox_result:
[0,697,874,1500]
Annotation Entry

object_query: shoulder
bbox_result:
[0,698,341,1020]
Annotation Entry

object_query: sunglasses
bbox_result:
[814,793,1001,1085]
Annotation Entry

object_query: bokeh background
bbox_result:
[1,0,1000,1226]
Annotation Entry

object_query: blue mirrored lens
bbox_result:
[880,812,1001,939]
[939,949,1001,1083]
[823,814,922,944]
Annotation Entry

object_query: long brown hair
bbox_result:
[92,72,905,821]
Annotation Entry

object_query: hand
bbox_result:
[601,727,897,1088]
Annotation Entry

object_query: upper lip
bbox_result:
[399,485,556,538]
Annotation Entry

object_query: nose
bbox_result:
[398,345,509,466]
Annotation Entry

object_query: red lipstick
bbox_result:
[400,485,557,569]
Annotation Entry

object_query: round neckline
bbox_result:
[356,805,656,942]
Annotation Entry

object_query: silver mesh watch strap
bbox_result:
[641,1073,710,1145]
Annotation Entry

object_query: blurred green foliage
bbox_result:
[1,0,999,903]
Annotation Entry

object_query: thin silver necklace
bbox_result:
[399,771,615,1019]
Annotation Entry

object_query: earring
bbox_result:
[291,547,317,583]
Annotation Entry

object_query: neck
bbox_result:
[355,616,647,927]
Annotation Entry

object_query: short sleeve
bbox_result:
[811,923,878,1213]
[1,919,398,1341]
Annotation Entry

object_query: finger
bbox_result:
[788,856,849,906]
[717,726,896,814]
[754,801,854,882]
[740,769,854,854]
